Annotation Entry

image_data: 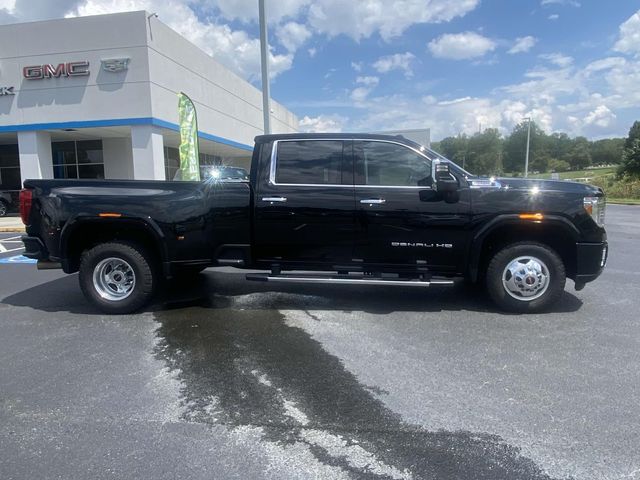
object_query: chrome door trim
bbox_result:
[261,196,287,203]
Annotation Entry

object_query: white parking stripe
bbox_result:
[1,247,24,254]
[0,243,6,253]
[1,236,21,241]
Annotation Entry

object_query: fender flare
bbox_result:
[467,214,580,282]
[60,214,169,273]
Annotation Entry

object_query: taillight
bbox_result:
[19,188,33,225]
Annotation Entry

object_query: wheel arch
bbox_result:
[61,216,168,275]
[468,214,580,283]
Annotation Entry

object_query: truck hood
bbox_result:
[469,176,604,196]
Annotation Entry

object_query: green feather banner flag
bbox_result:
[178,92,200,181]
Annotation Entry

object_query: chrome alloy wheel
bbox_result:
[92,257,136,301]
[0,202,6,217]
[502,256,550,301]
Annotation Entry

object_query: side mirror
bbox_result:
[433,162,458,193]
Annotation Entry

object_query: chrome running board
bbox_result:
[245,273,455,287]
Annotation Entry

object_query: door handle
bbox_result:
[262,196,287,203]
[360,198,386,205]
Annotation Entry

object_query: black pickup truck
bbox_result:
[20,133,607,314]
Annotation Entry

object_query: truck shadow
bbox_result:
[151,299,564,479]
[154,269,583,316]
[1,269,584,316]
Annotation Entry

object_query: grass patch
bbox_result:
[608,198,640,205]
[528,167,616,180]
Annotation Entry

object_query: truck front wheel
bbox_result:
[79,242,156,314]
[485,242,566,313]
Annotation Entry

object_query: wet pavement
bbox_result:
[1,205,639,479]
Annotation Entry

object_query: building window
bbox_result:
[52,140,105,179]
[164,147,225,181]
[164,147,251,181]
[164,146,180,181]
[0,144,21,191]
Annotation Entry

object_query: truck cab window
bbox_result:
[275,140,344,185]
[355,141,432,187]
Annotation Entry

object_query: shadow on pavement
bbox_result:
[1,269,583,316]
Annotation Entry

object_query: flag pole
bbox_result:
[259,0,271,134]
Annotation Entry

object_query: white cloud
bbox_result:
[0,0,15,11]
[613,10,640,56]
[539,52,574,67]
[276,21,312,52]
[584,57,626,75]
[355,76,379,87]
[308,47,317,57]
[299,114,346,132]
[350,77,379,102]
[584,105,616,128]
[351,61,363,72]
[428,32,496,60]
[307,0,479,42]
[210,0,308,24]
[541,0,580,6]
[372,52,415,77]
[508,36,537,54]
[67,0,293,81]
[548,14,559,20]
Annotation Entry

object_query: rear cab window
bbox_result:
[273,140,352,185]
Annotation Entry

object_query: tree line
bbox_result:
[431,121,631,176]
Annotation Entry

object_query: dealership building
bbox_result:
[0,10,299,192]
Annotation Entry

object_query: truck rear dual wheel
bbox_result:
[79,242,156,314]
[486,242,566,313]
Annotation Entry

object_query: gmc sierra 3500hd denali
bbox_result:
[20,133,608,314]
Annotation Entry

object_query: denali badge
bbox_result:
[101,58,130,72]
[391,242,453,248]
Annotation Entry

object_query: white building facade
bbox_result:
[0,11,298,192]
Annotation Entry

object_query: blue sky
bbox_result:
[1,0,639,140]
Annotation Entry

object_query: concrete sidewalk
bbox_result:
[0,216,25,233]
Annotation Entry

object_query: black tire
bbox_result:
[79,242,157,314]
[485,242,566,313]
[0,199,8,217]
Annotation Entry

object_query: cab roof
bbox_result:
[254,132,413,144]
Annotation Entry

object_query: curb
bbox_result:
[0,227,25,233]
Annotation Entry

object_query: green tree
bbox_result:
[591,138,625,165]
[466,128,503,175]
[503,121,548,174]
[547,132,573,161]
[564,137,592,170]
[548,158,571,172]
[624,121,640,150]
[619,140,640,178]
[618,121,640,178]
[436,134,469,169]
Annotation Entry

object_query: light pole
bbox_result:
[523,117,531,178]
[258,0,271,135]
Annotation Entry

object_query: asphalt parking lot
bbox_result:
[0,205,639,480]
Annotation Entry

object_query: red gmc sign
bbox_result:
[23,61,90,79]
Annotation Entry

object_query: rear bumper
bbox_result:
[21,236,47,259]
[575,241,608,285]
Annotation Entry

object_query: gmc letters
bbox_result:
[23,61,90,79]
